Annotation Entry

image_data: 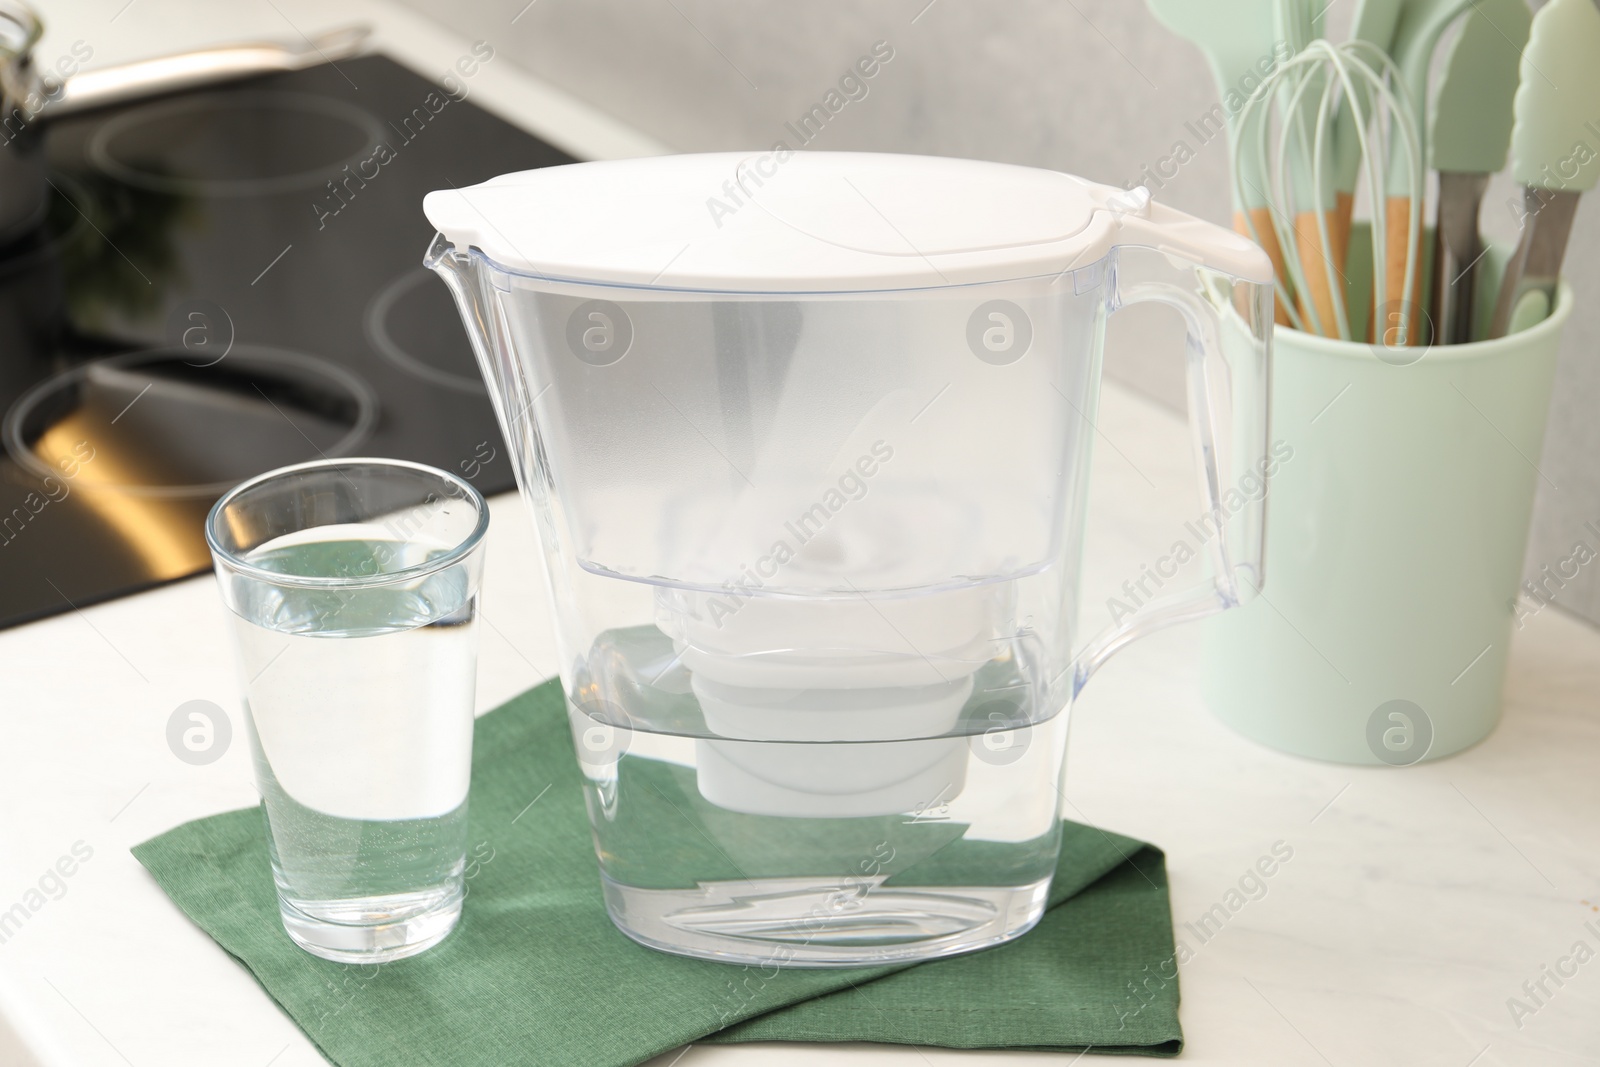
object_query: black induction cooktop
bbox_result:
[0,54,575,630]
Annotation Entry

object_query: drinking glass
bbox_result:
[205,457,488,962]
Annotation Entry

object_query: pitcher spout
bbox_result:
[424,232,532,478]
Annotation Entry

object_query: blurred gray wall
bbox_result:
[395,0,1600,630]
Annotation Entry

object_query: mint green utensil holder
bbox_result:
[1204,235,1569,764]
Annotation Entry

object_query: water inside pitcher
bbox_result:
[425,152,1272,966]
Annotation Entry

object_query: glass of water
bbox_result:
[205,458,488,963]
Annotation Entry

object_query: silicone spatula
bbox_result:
[1381,0,1476,344]
[1489,0,1600,338]
[1428,0,1530,345]
[1147,0,1293,323]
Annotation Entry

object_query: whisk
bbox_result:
[1229,26,1425,342]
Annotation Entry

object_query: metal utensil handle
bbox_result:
[1431,171,1489,346]
[1489,188,1579,339]
[51,24,370,116]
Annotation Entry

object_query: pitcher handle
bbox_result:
[1069,194,1276,696]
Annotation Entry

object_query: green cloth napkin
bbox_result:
[133,680,1182,1065]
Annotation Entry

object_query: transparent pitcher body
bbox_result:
[427,161,1271,967]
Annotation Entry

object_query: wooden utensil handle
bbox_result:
[1236,208,1293,326]
[1294,210,1341,337]
[1380,196,1425,346]
[1332,191,1354,277]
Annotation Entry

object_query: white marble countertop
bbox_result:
[4,3,1599,1065]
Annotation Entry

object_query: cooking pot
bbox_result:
[0,0,367,246]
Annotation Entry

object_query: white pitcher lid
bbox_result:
[422,152,1270,292]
